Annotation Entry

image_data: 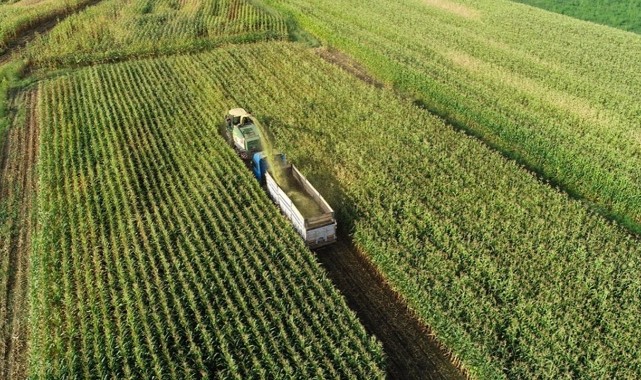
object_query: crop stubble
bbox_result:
[0,90,38,380]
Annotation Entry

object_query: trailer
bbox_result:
[252,152,337,248]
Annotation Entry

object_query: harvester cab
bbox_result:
[225,108,262,159]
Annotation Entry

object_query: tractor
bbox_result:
[224,108,262,159]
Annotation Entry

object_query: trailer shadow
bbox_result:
[261,140,466,379]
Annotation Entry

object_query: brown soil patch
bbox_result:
[316,47,385,89]
[316,240,468,379]
[0,90,39,380]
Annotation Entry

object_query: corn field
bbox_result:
[99,41,641,379]
[31,46,385,378]
[24,0,288,67]
[10,0,641,377]
[265,0,641,234]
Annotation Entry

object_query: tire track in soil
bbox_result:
[316,240,467,380]
[0,0,103,65]
[0,90,39,380]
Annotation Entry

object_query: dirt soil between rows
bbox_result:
[317,240,467,380]
[316,47,385,89]
[0,0,103,65]
[0,18,56,65]
[0,90,39,380]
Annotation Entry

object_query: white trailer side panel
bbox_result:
[266,171,306,236]
[306,222,337,248]
[265,169,337,248]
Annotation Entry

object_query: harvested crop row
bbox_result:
[31,51,384,378]
[0,90,37,380]
[142,42,640,379]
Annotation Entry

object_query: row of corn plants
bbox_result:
[24,0,288,68]
[264,0,641,234]
[30,48,385,378]
[151,42,641,379]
